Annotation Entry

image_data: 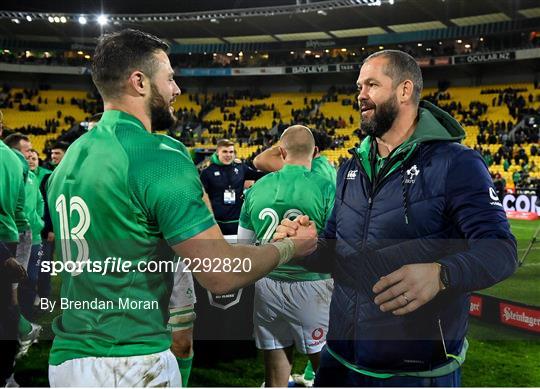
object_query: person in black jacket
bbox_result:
[200,139,265,235]
[197,139,266,365]
[276,50,517,387]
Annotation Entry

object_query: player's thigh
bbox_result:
[254,278,292,351]
[49,350,181,387]
[15,230,32,270]
[287,279,333,354]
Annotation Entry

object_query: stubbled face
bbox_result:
[51,148,65,165]
[147,50,181,132]
[217,146,235,165]
[27,151,39,171]
[357,57,400,138]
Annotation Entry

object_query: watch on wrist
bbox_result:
[439,263,450,290]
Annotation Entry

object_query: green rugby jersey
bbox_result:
[0,141,23,243]
[12,149,29,233]
[312,155,336,184]
[24,170,44,245]
[239,164,335,281]
[33,165,52,187]
[47,110,216,365]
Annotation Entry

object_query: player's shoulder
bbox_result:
[0,142,21,165]
[305,169,334,193]
[252,169,280,188]
[153,133,189,154]
[242,170,277,199]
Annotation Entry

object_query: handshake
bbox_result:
[272,215,318,259]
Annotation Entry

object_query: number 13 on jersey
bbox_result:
[55,194,91,276]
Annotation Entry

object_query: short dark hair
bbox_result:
[364,50,423,103]
[312,129,332,152]
[51,141,69,152]
[217,139,235,149]
[4,132,30,149]
[91,29,169,99]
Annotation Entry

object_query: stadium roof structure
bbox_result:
[0,0,538,46]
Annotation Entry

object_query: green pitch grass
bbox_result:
[481,219,540,305]
[13,219,540,386]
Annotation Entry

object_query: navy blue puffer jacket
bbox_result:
[305,101,517,374]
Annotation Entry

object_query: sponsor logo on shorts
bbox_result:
[312,328,324,340]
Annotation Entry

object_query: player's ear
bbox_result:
[128,70,149,97]
[279,146,287,160]
[313,146,319,158]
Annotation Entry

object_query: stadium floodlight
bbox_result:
[26,15,32,22]
[11,18,20,24]
[78,16,87,24]
[48,16,54,23]
[97,14,108,25]
[53,16,60,23]
[60,16,67,23]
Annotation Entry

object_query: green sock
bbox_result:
[18,313,33,337]
[303,360,315,380]
[176,355,193,387]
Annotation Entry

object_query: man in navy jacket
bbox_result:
[276,50,517,387]
[200,139,265,235]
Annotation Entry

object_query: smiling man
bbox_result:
[275,50,517,387]
[46,29,317,387]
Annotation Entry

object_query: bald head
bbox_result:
[280,125,315,161]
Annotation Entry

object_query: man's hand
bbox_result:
[289,218,317,257]
[273,215,310,241]
[372,263,442,315]
[273,215,316,257]
[3,257,27,282]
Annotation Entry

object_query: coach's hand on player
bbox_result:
[372,263,442,316]
[2,257,27,282]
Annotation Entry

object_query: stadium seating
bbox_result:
[3,84,539,180]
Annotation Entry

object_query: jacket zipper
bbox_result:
[352,151,373,249]
[350,146,420,248]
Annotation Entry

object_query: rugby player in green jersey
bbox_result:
[238,126,335,387]
[0,112,28,386]
[3,133,43,362]
[253,128,337,387]
[46,29,316,387]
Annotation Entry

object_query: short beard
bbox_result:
[148,83,177,132]
[360,95,399,139]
